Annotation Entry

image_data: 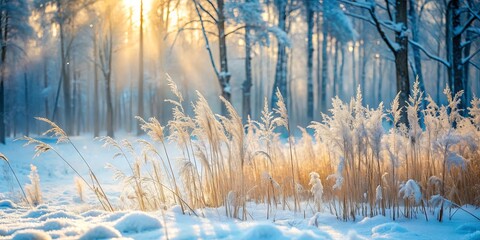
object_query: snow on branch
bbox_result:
[462,48,480,65]
[454,9,480,36]
[368,6,399,52]
[409,40,450,67]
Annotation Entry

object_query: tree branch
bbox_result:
[384,0,393,21]
[462,48,480,65]
[197,1,218,23]
[454,9,480,36]
[368,5,397,53]
[409,39,450,67]
[192,0,219,78]
[469,61,480,71]
[225,25,246,37]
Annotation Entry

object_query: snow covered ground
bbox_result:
[1,136,479,240]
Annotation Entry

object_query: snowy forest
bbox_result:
[1,0,480,239]
[0,0,478,139]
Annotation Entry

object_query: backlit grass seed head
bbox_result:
[166,74,184,103]
[273,89,288,128]
[136,116,165,142]
[469,97,480,127]
[0,152,8,162]
[21,136,53,158]
[99,136,120,149]
[35,117,68,143]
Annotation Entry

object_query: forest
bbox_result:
[0,0,478,140]
[0,0,480,239]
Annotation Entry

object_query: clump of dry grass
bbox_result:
[0,153,30,207]
[25,164,42,206]
[75,177,85,202]
[15,77,480,223]
[23,119,114,212]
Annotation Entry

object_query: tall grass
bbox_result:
[15,78,480,222]
[22,119,114,211]
[98,79,480,222]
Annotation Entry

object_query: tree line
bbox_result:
[0,0,479,142]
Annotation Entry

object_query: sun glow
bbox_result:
[123,0,154,26]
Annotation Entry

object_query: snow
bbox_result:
[79,225,121,240]
[399,179,422,204]
[11,229,52,240]
[0,199,17,209]
[113,212,162,233]
[1,136,479,240]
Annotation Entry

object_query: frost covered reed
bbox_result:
[18,78,480,223]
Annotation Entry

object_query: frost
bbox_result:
[330,157,346,190]
[309,172,324,210]
[446,152,467,170]
[376,185,382,202]
[398,180,422,205]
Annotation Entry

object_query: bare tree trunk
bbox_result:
[0,9,7,144]
[93,27,100,137]
[315,12,321,117]
[242,24,252,121]
[306,0,314,121]
[446,0,464,112]
[320,12,328,113]
[59,14,73,135]
[394,0,410,126]
[24,71,29,136]
[218,0,231,109]
[463,0,473,106]
[333,39,339,98]
[106,73,114,137]
[339,43,345,100]
[137,0,144,135]
[43,60,50,119]
[409,0,426,99]
[271,0,288,108]
[436,36,442,103]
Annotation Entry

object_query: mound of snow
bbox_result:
[38,211,81,221]
[358,215,388,226]
[241,223,287,240]
[114,212,162,233]
[36,204,49,209]
[372,222,408,235]
[81,210,105,218]
[101,212,128,222]
[23,209,53,219]
[464,231,480,240]
[0,199,17,209]
[40,219,73,231]
[347,230,368,240]
[169,205,183,214]
[12,229,52,240]
[0,227,7,236]
[79,225,121,240]
[456,223,480,234]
